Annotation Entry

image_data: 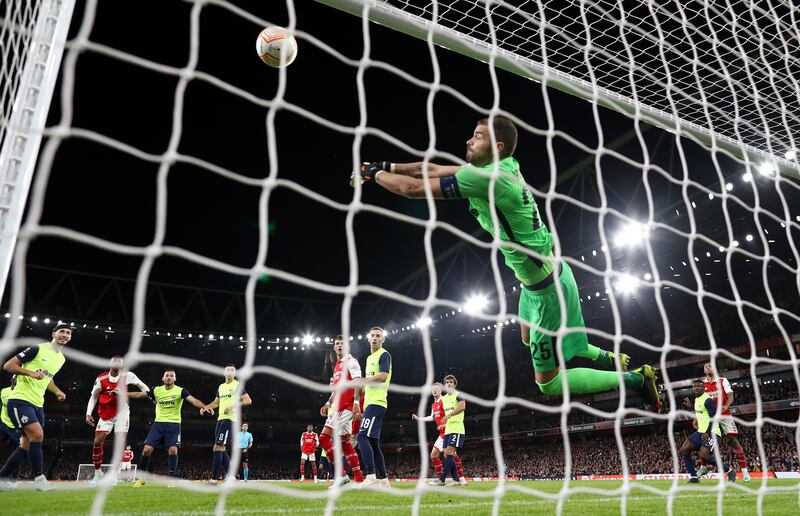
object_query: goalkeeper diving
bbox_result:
[352,116,660,408]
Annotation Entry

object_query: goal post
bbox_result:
[0,0,76,303]
[314,0,800,181]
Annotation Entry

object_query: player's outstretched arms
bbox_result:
[383,161,461,179]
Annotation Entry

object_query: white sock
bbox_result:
[366,473,377,480]
[742,468,749,473]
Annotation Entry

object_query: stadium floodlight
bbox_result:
[786,150,797,160]
[745,234,754,242]
[463,293,489,315]
[614,274,639,295]
[30,316,37,322]
[44,318,50,323]
[416,316,432,328]
[643,273,653,281]
[725,182,733,191]
[742,172,753,182]
[293,337,299,343]
[612,221,648,248]
[758,162,776,177]
[302,334,313,345]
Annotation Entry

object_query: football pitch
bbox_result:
[1,480,799,515]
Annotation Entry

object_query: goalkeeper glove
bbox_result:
[351,161,392,186]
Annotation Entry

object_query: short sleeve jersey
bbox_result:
[694,392,721,436]
[442,391,465,435]
[454,157,555,285]
[238,431,253,449]
[10,342,66,408]
[332,355,362,411]
[217,380,246,422]
[153,385,190,423]
[432,399,446,438]
[364,348,392,409]
[301,432,318,454]
[0,387,13,428]
[704,377,733,416]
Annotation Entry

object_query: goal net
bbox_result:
[77,463,137,482]
[0,0,798,514]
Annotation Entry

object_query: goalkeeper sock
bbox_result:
[168,454,179,477]
[28,441,44,477]
[243,466,249,481]
[537,368,642,395]
[0,447,27,479]
[356,434,375,475]
[454,455,465,479]
[683,453,697,477]
[432,456,443,477]
[92,442,103,471]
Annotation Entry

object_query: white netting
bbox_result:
[76,463,137,482]
[0,0,798,515]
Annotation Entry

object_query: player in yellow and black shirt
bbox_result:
[133,369,213,486]
[205,364,252,485]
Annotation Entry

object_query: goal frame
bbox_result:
[0,0,76,302]
[314,0,800,181]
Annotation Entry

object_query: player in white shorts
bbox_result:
[698,363,750,482]
[86,356,151,486]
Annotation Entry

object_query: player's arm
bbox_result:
[3,347,44,379]
[224,392,252,415]
[389,161,462,179]
[47,379,66,401]
[702,398,718,440]
[207,396,220,410]
[86,379,101,426]
[185,394,214,415]
[721,378,734,413]
[127,372,152,398]
[350,358,363,419]
[362,353,391,384]
[442,400,466,426]
[412,413,434,422]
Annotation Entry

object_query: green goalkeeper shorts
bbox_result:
[518,262,589,373]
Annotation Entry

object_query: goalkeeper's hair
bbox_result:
[477,116,517,158]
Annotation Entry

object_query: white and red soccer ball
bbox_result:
[256,26,298,68]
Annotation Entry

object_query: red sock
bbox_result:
[92,441,103,471]
[735,447,747,469]
[454,455,464,479]
[311,462,318,477]
[700,458,706,466]
[342,439,363,482]
[432,456,443,477]
[319,433,336,471]
[300,462,305,477]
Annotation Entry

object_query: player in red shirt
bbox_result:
[85,356,151,486]
[119,445,134,481]
[412,382,466,485]
[300,424,319,481]
[318,335,364,487]
[699,362,750,482]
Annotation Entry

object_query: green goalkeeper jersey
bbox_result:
[453,157,555,286]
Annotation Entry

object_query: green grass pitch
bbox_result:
[1,480,798,515]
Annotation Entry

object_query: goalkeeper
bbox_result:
[353,116,660,408]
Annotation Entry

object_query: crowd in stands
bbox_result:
[4,421,796,481]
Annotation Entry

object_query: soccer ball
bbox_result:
[256,26,298,68]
